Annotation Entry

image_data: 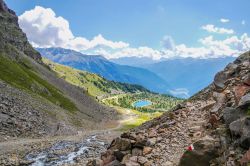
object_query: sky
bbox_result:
[5,0,250,60]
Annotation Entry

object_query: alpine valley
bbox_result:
[0,0,250,166]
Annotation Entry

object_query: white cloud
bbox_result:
[19,6,129,50]
[201,24,234,34]
[97,47,163,60]
[242,20,246,25]
[169,88,190,98]
[19,6,250,60]
[220,18,230,23]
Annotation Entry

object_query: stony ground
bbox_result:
[0,130,121,165]
[88,51,250,166]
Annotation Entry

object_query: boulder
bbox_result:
[229,117,250,149]
[243,73,250,86]
[114,150,128,162]
[238,93,250,109]
[234,85,249,103]
[101,150,115,165]
[214,71,228,90]
[179,136,219,166]
[223,107,242,125]
[109,137,131,151]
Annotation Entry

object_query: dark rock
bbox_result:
[132,148,142,156]
[243,73,250,86]
[229,117,250,149]
[134,139,147,148]
[223,107,242,125]
[114,150,127,162]
[214,71,228,90]
[109,138,131,151]
[238,93,250,109]
[179,136,219,166]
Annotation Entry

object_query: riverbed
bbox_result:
[23,131,119,166]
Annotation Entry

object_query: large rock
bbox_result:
[101,150,115,165]
[179,136,219,166]
[243,73,250,86]
[238,93,250,109]
[229,117,250,149]
[109,137,132,151]
[214,71,228,90]
[223,107,244,125]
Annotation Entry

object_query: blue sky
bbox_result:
[5,0,250,60]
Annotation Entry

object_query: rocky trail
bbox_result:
[87,51,250,165]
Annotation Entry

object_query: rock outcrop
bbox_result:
[0,0,41,62]
[89,51,250,165]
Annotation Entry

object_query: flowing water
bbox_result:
[26,133,109,166]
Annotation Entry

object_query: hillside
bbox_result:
[43,59,182,131]
[89,51,250,165]
[0,0,117,141]
[43,58,150,98]
[37,47,170,94]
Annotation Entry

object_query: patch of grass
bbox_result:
[0,54,78,112]
[116,107,162,131]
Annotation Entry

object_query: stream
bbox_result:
[25,132,110,166]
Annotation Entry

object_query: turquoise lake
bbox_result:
[133,100,152,108]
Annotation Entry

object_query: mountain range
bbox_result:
[112,56,236,97]
[37,48,170,94]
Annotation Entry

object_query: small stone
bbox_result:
[132,148,142,156]
[143,147,153,155]
[146,138,157,146]
[137,156,148,164]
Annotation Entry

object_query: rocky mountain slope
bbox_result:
[89,51,250,165]
[37,47,170,94]
[0,0,117,141]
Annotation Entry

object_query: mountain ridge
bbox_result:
[112,56,236,97]
[37,47,171,94]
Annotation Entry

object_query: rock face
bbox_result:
[0,0,41,62]
[89,51,250,165]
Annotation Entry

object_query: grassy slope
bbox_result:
[0,53,78,113]
[43,58,150,97]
